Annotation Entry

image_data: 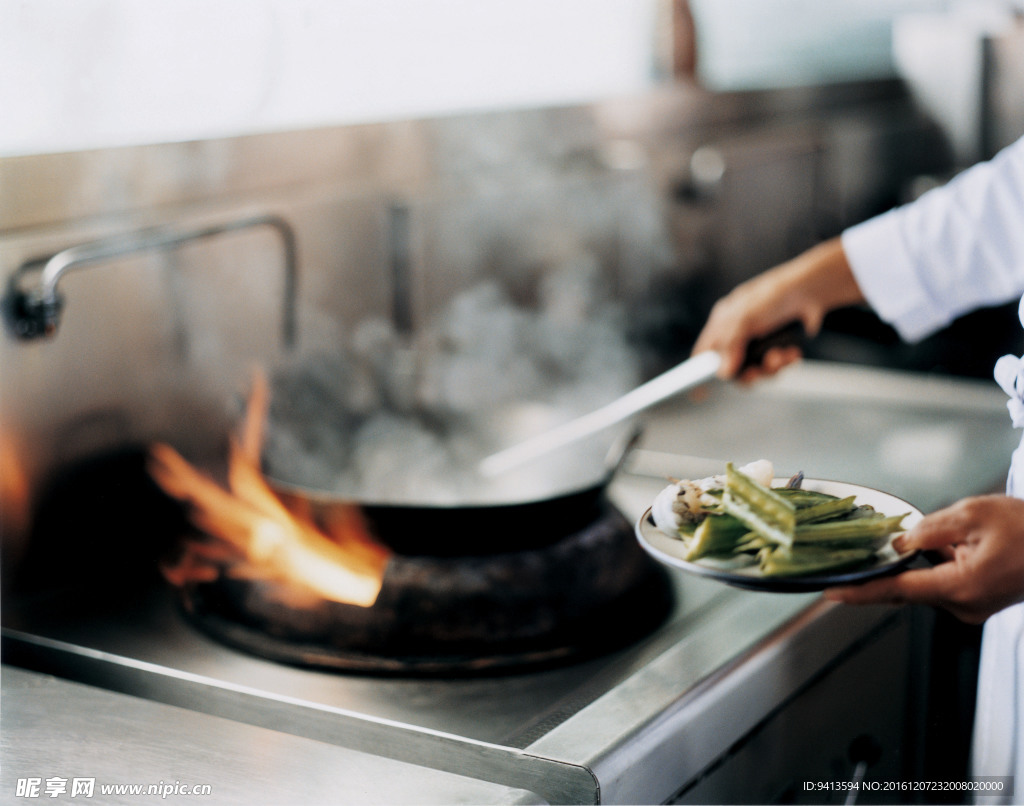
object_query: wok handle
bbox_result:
[478,322,806,478]
[740,321,805,371]
[479,351,721,477]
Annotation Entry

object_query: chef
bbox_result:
[692,134,1024,799]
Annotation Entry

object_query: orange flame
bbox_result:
[149,371,389,608]
[0,432,32,547]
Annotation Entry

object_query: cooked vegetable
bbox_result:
[650,460,775,536]
[793,513,907,547]
[774,488,838,507]
[685,512,750,561]
[793,495,857,525]
[652,461,910,578]
[759,546,879,577]
[719,462,796,547]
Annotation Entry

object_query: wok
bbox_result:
[265,325,803,557]
[268,426,640,558]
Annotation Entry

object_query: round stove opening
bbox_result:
[175,509,673,676]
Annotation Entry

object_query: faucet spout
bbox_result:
[4,213,298,345]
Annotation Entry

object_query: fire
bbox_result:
[149,371,390,608]
[0,432,32,549]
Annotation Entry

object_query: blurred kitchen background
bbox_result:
[5,0,1023,467]
[5,0,1024,528]
[3,2,1024,802]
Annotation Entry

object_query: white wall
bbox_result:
[5,1,1003,159]
[0,0,661,157]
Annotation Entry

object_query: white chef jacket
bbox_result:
[842,134,1024,803]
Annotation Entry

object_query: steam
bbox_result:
[262,250,642,505]
[258,160,676,507]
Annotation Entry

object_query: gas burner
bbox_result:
[176,509,673,676]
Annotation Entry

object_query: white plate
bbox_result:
[635,478,923,592]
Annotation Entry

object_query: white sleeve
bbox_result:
[840,136,1024,343]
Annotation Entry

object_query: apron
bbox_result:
[974,295,1024,804]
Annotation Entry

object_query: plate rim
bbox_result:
[635,477,923,593]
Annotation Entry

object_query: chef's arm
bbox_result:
[825,495,1024,625]
[692,237,866,381]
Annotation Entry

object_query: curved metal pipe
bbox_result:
[5,213,298,345]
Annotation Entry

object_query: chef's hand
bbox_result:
[825,495,1024,625]
[692,238,866,382]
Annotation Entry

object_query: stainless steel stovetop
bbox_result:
[3,362,1017,804]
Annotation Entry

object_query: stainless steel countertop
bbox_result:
[3,361,1016,804]
[0,666,546,805]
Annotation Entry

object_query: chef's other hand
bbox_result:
[692,238,866,381]
[825,495,1024,624]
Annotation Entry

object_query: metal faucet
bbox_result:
[3,213,298,345]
